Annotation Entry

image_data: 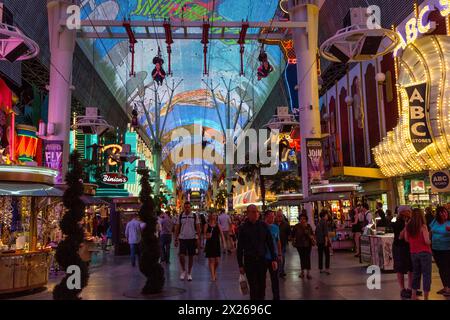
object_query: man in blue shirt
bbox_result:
[265,211,282,300]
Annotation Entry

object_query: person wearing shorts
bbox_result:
[175,202,200,281]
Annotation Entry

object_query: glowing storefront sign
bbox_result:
[392,0,450,56]
[394,4,436,56]
[43,140,64,184]
[373,36,450,177]
[101,144,122,166]
[405,83,433,152]
[101,172,128,185]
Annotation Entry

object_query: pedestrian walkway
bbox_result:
[9,246,448,300]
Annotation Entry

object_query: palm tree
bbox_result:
[268,172,301,194]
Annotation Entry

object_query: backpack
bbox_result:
[179,212,198,229]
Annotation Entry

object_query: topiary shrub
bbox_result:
[137,168,165,294]
[53,151,89,300]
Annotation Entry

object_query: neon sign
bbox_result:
[101,172,128,185]
[101,144,122,166]
[394,0,450,56]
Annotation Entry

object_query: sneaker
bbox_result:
[180,271,186,280]
[187,274,193,281]
[325,270,331,275]
[437,288,446,294]
[406,289,422,296]
[400,289,411,299]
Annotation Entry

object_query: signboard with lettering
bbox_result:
[430,170,450,193]
[393,0,450,56]
[405,83,432,153]
[43,140,64,184]
[101,172,128,185]
[306,138,325,185]
[411,179,426,194]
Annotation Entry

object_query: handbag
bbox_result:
[239,274,249,295]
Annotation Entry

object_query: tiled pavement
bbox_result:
[7,245,449,300]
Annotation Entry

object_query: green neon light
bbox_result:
[18,156,34,162]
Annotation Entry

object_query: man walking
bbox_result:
[125,213,143,267]
[174,202,201,281]
[275,210,291,278]
[264,211,282,300]
[159,210,174,263]
[218,209,233,254]
[237,205,277,300]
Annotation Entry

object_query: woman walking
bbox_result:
[404,208,432,300]
[351,207,362,257]
[292,213,315,279]
[316,210,331,275]
[204,213,225,281]
[430,206,450,297]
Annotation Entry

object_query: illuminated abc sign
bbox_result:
[394,0,450,56]
[405,83,433,153]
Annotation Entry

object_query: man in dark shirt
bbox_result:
[237,205,277,300]
[275,210,291,278]
[424,207,434,231]
[392,205,414,299]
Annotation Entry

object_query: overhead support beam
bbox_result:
[73,20,307,29]
[77,32,290,41]
[67,20,305,41]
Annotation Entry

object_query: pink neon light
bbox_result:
[10,112,15,162]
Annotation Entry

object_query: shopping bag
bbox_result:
[239,274,249,295]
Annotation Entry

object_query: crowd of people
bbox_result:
[391,205,450,300]
[123,201,450,300]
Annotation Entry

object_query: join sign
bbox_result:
[394,0,450,56]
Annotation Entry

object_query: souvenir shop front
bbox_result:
[0,166,62,294]
[373,2,450,208]
[269,193,302,226]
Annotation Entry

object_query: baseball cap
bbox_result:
[397,205,412,214]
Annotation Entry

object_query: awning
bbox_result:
[327,166,386,179]
[234,190,260,209]
[269,193,303,207]
[300,192,352,203]
[81,195,110,206]
[0,182,64,197]
[269,199,302,207]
